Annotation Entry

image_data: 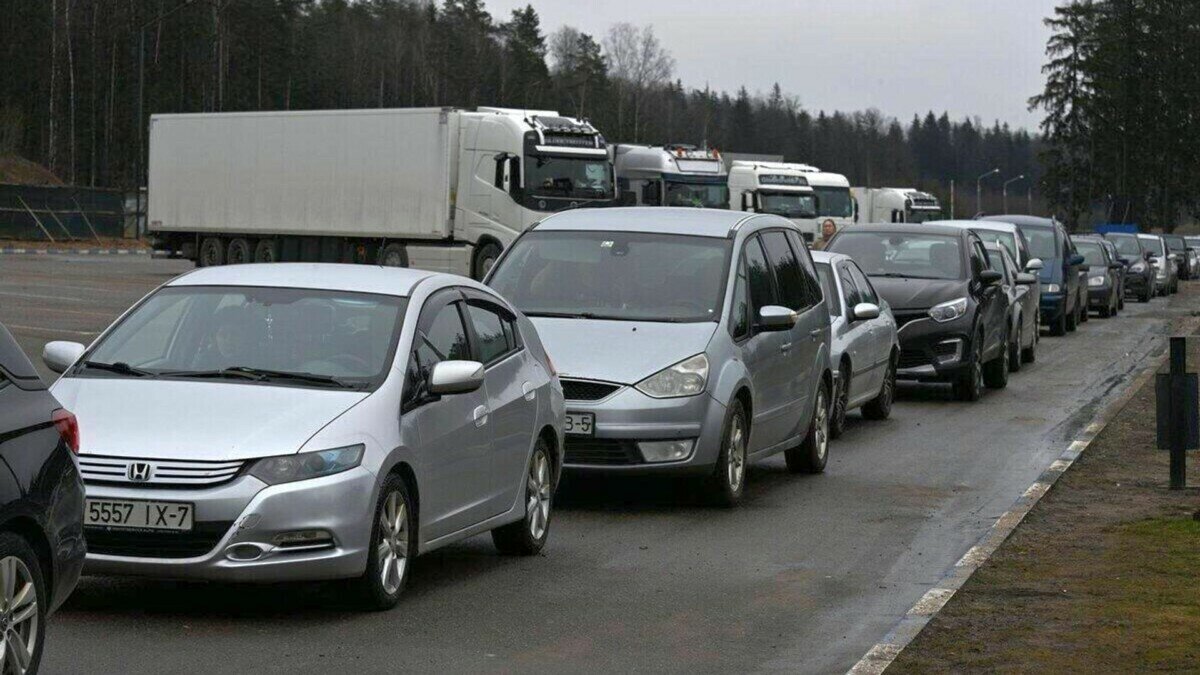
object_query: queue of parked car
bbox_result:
[4,207,1196,672]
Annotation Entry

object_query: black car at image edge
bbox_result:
[0,323,86,673]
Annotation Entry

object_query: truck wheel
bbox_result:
[227,238,252,264]
[199,237,225,267]
[379,243,407,267]
[253,239,279,263]
[472,241,503,280]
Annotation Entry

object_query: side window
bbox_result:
[761,231,806,311]
[744,236,777,312]
[786,230,824,309]
[730,257,750,339]
[847,263,878,305]
[406,300,470,404]
[466,302,517,365]
[970,241,988,276]
[839,264,863,308]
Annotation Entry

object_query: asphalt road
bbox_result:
[1,254,1195,674]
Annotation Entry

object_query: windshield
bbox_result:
[1140,236,1166,256]
[760,191,817,219]
[1022,227,1058,260]
[907,209,944,223]
[80,286,406,389]
[488,231,731,323]
[1164,235,1186,252]
[1110,235,1142,256]
[526,154,613,200]
[815,262,841,317]
[814,186,853,218]
[1076,241,1107,267]
[1187,237,1200,248]
[665,180,729,209]
[974,230,1018,263]
[829,232,963,280]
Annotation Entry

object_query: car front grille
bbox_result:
[560,379,622,401]
[85,521,234,559]
[897,349,929,369]
[564,439,642,466]
[79,455,245,488]
[893,310,929,331]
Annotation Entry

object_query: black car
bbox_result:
[982,215,1086,335]
[827,222,1010,401]
[1104,232,1154,302]
[1073,235,1124,318]
[0,323,86,673]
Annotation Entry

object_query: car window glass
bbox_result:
[100,292,191,365]
[407,302,470,403]
[744,236,777,311]
[761,231,806,311]
[1076,241,1108,267]
[839,264,863,307]
[785,230,824,309]
[466,302,514,365]
[828,232,963,280]
[731,258,750,338]
[815,262,841,317]
[846,263,877,304]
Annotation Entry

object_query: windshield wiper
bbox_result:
[165,367,363,389]
[871,272,948,280]
[522,310,602,319]
[80,360,155,377]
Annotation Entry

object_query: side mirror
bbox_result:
[757,305,798,331]
[851,302,880,321]
[1168,253,1179,261]
[428,360,485,396]
[1016,272,1037,285]
[978,269,1003,285]
[43,341,86,374]
[1068,253,1086,266]
[1117,257,1130,266]
[1025,258,1044,272]
[1144,251,1154,261]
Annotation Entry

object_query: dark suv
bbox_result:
[0,323,86,672]
[827,222,1010,401]
[983,215,1085,335]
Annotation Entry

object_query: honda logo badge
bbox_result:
[127,462,153,482]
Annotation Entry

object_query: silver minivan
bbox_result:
[487,207,833,506]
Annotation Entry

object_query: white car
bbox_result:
[43,264,564,609]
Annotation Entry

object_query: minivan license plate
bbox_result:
[564,412,595,436]
[85,499,194,531]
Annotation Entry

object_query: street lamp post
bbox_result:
[1002,174,1025,214]
[976,168,999,216]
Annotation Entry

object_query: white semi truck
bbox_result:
[148,107,615,278]
[727,161,819,241]
[611,144,729,209]
[852,187,943,224]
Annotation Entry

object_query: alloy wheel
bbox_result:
[726,414,747,492]
[973,341,984,393]
[376,491,409,596]
[0,556,38,675]
[813,387,829,462]
[526,449,552,541]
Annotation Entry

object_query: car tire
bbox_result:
[983,329,1010,389]
[0,532,47,673]
[954,333,985,402]
[378,243,407,268]
[707,400,749,506]
[785,380,830,474]
[352,474,415,611]
[1008,324,1022,373]
[1140,286,1152,303]
[253,238,279,263]
[227,238,252,265]
[1049,309,1067,336]
[1099,302,1111,318]
[829,364,850,440]
[1022,317,1038,363]
[492,438,553,555]
[472,241,503,281]
[861,355,896,421]
[1079,297,1089,322]
[1065,304,1078,332]
[1118,291,1125,311]
[198,236,224,267]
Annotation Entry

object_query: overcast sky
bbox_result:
[485,0,1059,131]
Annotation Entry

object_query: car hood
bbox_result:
[50,378,369,461]
[530,318,719,385]
[868,277,966,311]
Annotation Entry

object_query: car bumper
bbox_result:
[1125,274,1149,293]
[1087,285,1112,306]
[894,315,972,383]
[561,385,728,475]
[82,466,376,582]
[49,453,87,613]
[1040,292,1066,324]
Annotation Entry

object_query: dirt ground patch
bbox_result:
[890,331,1200,673]
[0,237,148,250]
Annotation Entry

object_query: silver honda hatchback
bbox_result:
[486,207,833,506]
[42,264,564,609]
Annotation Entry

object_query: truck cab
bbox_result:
[852,187,943,224]
[727,161,819,241]
[612,144,729,209]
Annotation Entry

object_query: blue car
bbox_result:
[982,215,1085,336]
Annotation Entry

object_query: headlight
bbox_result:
[1088,275,1106,287]
[249,444,365,485]
[635,354,709,398]
[1130,262,1146,273]
[928,297,968,323]
[1043,283,1061,293]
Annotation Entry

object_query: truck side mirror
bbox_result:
[642,181,661,206]
[507,156,522,198]
[740,192,750,211]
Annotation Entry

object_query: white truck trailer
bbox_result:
[148,107,615,278]
[851,187,943,224]
[727,160,819,241]
[611,144,729,209]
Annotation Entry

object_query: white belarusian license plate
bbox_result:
[564,412,595,436]
[84,498,194,531]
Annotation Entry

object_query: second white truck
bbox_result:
[148,107,615,278]
[852,187,943,224]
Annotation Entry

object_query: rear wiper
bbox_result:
[166,367,362,389]
[80,360,154,377]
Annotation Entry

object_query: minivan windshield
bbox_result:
[488,231,732,322]
[1076,241,1108,267]
[1021,226,1058,260]
[78,286,406,389]
[829,232,963,280]
[1109,234,1142,256]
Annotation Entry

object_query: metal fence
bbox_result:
[0,183,127,241]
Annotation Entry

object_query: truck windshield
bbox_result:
[760,192,816,219]
[526,154,613,200]
[907,208,944,223]
[665,180,729,208]
[488,231,731,323]
[814,187,852,218]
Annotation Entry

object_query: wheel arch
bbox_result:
[0,516,52,595]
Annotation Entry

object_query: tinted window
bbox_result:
[423,303,470,363]
[488,230,731,323]
[971,241,989,276]
[731,259,751,338]
[829,231,963,280]
[786,230,825,310]
[1023,227,1058,260]
[839,264,863,307]
[761,231,806,311]
[815,263,841,317]
[846,263,878,304]
[466,302,515,365]
[744,236,777,311]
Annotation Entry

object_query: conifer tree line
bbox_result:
[1,0,1043,217]
[1032,0,1200,231]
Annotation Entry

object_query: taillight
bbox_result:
[51,409,79,454]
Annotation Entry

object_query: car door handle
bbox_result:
[780,342,793,353]
[809,328,823,340]
[522,382,536,401]
[473,405,489,427]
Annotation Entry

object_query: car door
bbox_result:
[835,262,875,401]
[737,234,793,452]
[401,290,494,540]
[761,230,820,442]
[1063,229,1083,313]
[461,291,537,516]
[845,261,891,398]
[971,238,1005,358]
